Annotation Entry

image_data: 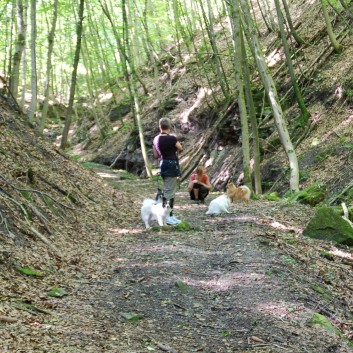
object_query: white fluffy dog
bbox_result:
[205,195,231,215]
[141,198,170,228]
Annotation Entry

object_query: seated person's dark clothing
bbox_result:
[189,184,209,200]
[189,173,210,201]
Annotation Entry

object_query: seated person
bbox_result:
[188,166,212,203]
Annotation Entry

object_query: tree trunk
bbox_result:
[240,27,262,194]
[27,0,37,123]
[60,0,85,150]
[240,0,299,192]
[281,0,304,45]
[228,0,251,187]
[39,0,58,133]
[321,0,343,53]
[274,0,310,125]
[122,0,152,177]
[9,0,26,100]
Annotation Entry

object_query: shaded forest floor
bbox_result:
[3,165,353,353]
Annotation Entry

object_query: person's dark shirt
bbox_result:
[154,134,178,160]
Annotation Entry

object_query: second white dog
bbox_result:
[205,195,231,215]
[141,198,171,228]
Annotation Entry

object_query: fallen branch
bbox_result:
[144,334,179,353]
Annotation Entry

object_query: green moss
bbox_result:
[290,182,327,206]
[303,206,353,245]
[307,313,341,335]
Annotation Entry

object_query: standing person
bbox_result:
[188,166,212,204]
[153,118,183,225]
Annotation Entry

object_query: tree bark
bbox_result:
[9,0,26,100]
[27,0,37,123]
[240,27,262,194]
[228,0,251,187]
[321,0,343,53]
[240,0,299,192]
[274,0,310,125]
[60,0,85,149]
[122,0,152,177]
[39,0,58,133]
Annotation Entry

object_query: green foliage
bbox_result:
[175,221,200,231]
[119,312,144,322]
[48,288,68,297]
[320,250,334,261]
[16,266,43,277]
[342,77,353,103]
[280,255,296,265]
[315,150,332,162]
[80,161,104,169]
[283,236,298,244]
[120,122,134,133]
[120,170,138,180]
[70,155,81,161]
[299,169,310,182]
[289,182,327,206]
[20,190,33,201]
[175,280,191,292]
[265,192,281,201]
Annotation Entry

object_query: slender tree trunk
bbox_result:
[240,28,262,194]
[122,0,152,177]
[9,0,26,100]
[60,0,85,150]
[281,0,304,45]
[274,0,310,125]
[81,36,111,139]
[240,0,299,192]
[39,0,58,132]
[228,0,251,186]
[28,0,37,123]
[321,0,343,53]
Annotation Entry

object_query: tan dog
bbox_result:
[226,183,251,203]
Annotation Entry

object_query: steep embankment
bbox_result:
[0,97,133,350]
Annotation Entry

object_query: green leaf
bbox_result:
[48,288,68,297]
[119,312,144,321]
[16,266,42,277]
[175,280,191,292]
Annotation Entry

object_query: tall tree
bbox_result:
[274,0,310,126]
[27,0,37,123]
[60,0,85,149]
[9,0,26,100]
[122,0,152,177]
[39,0,58,132]
[240,0,299,192]
[240,28,262,194]
[199,0,229,99]
[321,0,343,53]
[281,0,304,46]
[228,0,251,187]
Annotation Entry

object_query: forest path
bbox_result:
[86,175,351,353]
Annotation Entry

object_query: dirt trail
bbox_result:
[88,180,352,353]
